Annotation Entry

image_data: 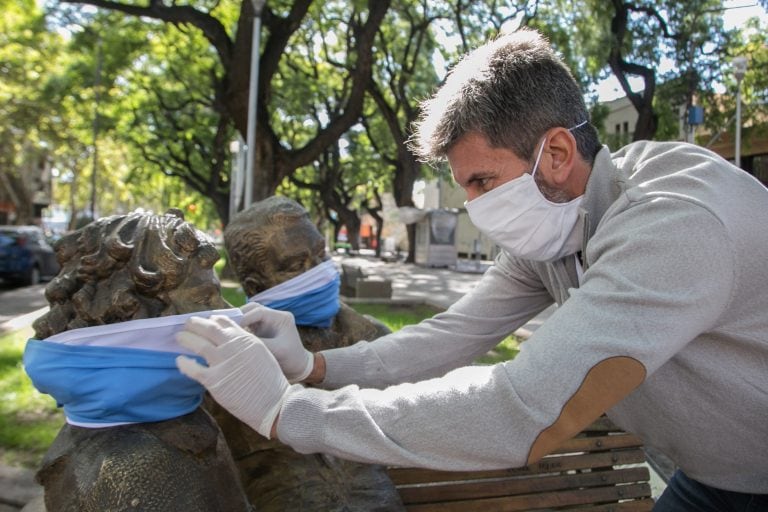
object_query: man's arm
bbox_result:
[275,198,734,469]
[317,255,554,390]
[304,352,326,385]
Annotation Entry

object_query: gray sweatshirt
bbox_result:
[277,142,768,493]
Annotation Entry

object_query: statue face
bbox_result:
[249,215,327,293]
[166,266,229,314]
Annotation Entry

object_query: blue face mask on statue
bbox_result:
[23,308,243,428]
[247,259,340,328]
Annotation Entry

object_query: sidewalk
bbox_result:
[332,254,553,339]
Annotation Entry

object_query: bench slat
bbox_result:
[397,466,651,504]
[551,433,644,454]
[401,482,652,512]
[388,448,648,484]
[565,499,656,511]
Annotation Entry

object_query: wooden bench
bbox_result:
[387,416,654,511]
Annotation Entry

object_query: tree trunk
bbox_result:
[609,0,658,141]
[392,155,420,263]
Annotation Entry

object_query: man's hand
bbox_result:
[175,315,291,438]
[240,303,314,383]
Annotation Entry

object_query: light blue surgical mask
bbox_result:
[248,259,340,328]
[23,308,243,428]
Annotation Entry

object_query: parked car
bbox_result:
[0,225,60,286]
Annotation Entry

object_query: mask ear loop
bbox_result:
[569,120,588,131]
[530,137,547,179]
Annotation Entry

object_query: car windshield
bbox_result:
[0,230,25,247]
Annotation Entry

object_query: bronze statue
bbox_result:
[225,196,391,350]
[27,210,251,512]
[221,196,403,511]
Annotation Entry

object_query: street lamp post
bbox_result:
[733,56,747,168]
[244,0,267,210]
[91,36,103,220]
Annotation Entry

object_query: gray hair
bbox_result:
[411,28,601,165]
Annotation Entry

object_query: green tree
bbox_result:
[541,0,740,141]
[0,0,61,224]
[700,17,768,159]
[114,21,234,225]
[59,0,390,217]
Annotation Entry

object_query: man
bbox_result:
[177,29,768,511]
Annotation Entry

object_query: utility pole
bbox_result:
[733,56,747,168]
[244,0,266,209]
[90,36,103,219]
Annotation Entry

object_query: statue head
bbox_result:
[224,196,327,297]
[33,208,227,339]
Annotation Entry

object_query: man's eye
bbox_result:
[477,177,492,191]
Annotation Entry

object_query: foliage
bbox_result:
[4,0,766,236]
[0,0,63,223]
[533,0,749,141]
[697,16,768,147]
[0,327,64,468]
[115,18,234,225]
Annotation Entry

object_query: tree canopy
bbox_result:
[2,0,764,247]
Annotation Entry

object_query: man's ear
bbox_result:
[542,127,577,186]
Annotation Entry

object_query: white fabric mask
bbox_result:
[464,125,586,262]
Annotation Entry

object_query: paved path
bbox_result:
[0,283,48,336]
[333,254,553,339]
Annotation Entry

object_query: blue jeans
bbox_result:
[654,470,768,511]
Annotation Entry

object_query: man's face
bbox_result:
[447,132,531,202]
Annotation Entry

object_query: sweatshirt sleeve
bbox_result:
[319,252,555,389]
[275,198,735,471]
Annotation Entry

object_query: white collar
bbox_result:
[45,308,243,354]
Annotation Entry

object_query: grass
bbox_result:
[0,327,64,468]
[221,282,246,307]
[348,302,444,332]
[349,302,520,365]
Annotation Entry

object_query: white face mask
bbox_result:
[464,129,585,262]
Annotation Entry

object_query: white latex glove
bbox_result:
[240,302,314,383]
[175,315,292,438]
